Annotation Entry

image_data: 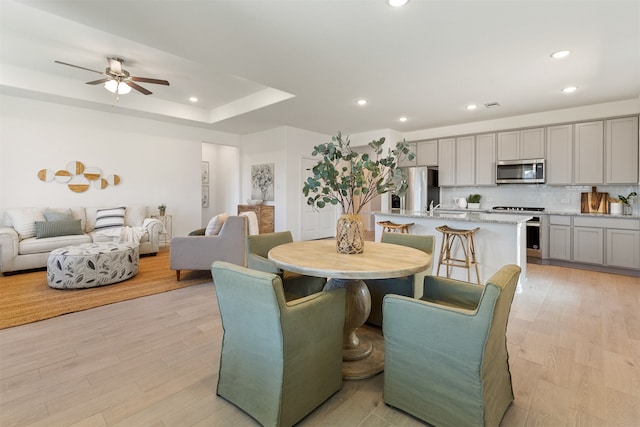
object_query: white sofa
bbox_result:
[0,205,163,274]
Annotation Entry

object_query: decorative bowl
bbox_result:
[247,199,263,206]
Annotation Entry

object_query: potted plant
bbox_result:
[467,194,481,209]
[618,191,637,215]
[303,132,414,253]
[157,203,166,216]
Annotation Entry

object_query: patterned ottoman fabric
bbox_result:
[47,242,139,289]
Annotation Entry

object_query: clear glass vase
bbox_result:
[336,214,365,254]
[623,204,632,215]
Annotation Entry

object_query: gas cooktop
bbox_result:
[492,206,545,212]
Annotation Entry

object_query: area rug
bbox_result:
[0,248,212,329]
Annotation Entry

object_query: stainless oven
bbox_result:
[526,216,541,258]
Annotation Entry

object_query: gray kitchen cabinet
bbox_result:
[497,128,545,161]
[574,121,604,184]
[475,133,496,186]
[546,124,573,185]
[399,142,417,167]
[438,138,456,186]
[437,135,496,187]
[455,135,475,186]
[416,140,438,166]
[606,228,640,269]
[548,216,571,261]
[573,226,604,264]
[605,116,638,184]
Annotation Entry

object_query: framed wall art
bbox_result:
[201,161,209,184]
[251,163,274,201]
[202,185,209,208]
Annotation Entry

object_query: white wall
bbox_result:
[201,142,240,227]
[239,126,330,239]
[0,94,240,237]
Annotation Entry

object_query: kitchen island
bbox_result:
[374,210,532,285]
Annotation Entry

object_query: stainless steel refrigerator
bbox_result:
[399,166,439,212]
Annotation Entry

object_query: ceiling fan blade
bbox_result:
[130,76,170,86]
[85,78,112,85]
[108,57,123,75]
[125,81,152,95]
[54,60,104,75]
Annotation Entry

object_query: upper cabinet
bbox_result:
[574,121,604,185]
[546,124,574,185]
[398,142,417,167]
[497,128,545,161]
[416,140,438,166]
[605,116,638,184]
[437,134,496,187]
[475,133,497,186]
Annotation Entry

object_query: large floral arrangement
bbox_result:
[303,132,414,214]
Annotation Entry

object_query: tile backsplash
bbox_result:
[441,184,640,215]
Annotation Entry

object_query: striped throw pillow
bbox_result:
[35,219,83,239]
[95,207,126,230]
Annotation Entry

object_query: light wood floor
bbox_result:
[1,260,639,426]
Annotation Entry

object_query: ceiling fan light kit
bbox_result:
[104,79,131,95]
[55,57,169,96]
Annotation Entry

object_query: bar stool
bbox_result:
[435,225,481,284]
[377,221,414,234]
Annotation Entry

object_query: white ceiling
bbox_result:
[1,0,639,136]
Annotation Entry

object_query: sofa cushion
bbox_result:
[19,234,92,255]
[205,213,228,236]
[95,207,126,231]
[43,209,73,222]
[6,208,45,239]
[35,219,83,239]
[124,205,148,227]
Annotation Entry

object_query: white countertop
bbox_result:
[426,207,640,219]
[376,210,532,224]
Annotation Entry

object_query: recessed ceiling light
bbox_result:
[466,104,478,111]
[388,0,409,7]
[356,99,367,106]
[551,50,571,59]
[562,86,577,93]
[189,96,199,103]
[399,116,408,122]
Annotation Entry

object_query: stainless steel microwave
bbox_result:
[496,159,545,184]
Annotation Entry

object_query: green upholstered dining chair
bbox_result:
[211,261,346,427]
[246,231,326,299]
[382,264,522,427]
[364,232,435,327]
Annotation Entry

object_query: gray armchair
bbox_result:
[170,216,247,280]
[364,232,435,327]
[382,264,521,427]
[246,231,326,299]
[211,261,346,427]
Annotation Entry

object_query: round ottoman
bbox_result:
[47,242,139,289]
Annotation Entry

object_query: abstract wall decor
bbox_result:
[251,163,274,201]
[38,160,120,193]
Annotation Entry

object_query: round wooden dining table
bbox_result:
[268,239,430,379]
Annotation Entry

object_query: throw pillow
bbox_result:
[94,207,126,231]
[205,213,228,236]
[6,208,45,239]
[43,208,74,222]
[35,219,83,239]
[239,211,260,235]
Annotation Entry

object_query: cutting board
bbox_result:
[581,186,609,214]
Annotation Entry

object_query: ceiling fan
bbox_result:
[55,57,170,95]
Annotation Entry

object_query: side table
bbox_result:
[152,214,172,246]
